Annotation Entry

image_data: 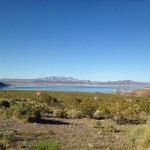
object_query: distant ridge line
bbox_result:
[0,76,150,86]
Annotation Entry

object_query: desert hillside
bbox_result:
[129,89,150,97]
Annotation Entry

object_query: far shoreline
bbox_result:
[4,84,145,87]
[0,84,143,94]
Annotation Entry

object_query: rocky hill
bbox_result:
[0,82,8,87]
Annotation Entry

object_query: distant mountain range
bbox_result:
[0,76,150,86]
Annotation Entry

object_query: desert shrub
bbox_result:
[27,109,41,123]
[79,99,97,118]
[3,106,17,118]
[136,126,150,150]
[55,109,68,118]
[3,102,28,118]
[14,104,31,119]
[0,131,16,149]
[0,139,8,149]
[72,98,82,109]
[102,125,120,133]
[113,113,144,125]
[32,140,61,150]
[111,102,144,124]
[41,105,53,114]
[21,105,42,122]
[90,120,102,128]
[52,98,60,104]
[41,94,52,105]
[3,103,42,123]
[124,107,144,124]
[3,131,16,142]
[41,94,60,106]
[98,106,111,119]
[113,114,127,125]
[128,125,150,150]
[128,125,146,144]
[10,100,18,106]
[138,99,150,114]
[0,100,10,108]
[67,109,83,119]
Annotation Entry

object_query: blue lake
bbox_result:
[0,85,143,93]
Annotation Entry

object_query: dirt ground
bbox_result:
[0,115,135,150]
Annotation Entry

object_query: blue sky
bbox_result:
[0,0,150,82]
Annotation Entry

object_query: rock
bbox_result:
[106,148,111,150]
[9,130,17,134]
[100,135,104,138]
[146,118,150,124]
[88,143,94,148]
[93,110,101,119]
[98,131,102,135]
[115,135,119,139]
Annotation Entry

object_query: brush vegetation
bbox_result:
[0,90,150,149]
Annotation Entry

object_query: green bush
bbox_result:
[79,99,97,118]
[128,125,146,144]
[113,114,127,125]
[41,94,52,105]
[90,120,102,128]
[136,126,150,150]
[112,103,144,124]
[3,131,16,142]
[102,125,120,133]
[98,107,111,119]
[0,139,8,149]
[3,103,42,123]
[138,99,150,114]
[113,113,144,125]
[55,109,68,119]
[0,100,10,108]
[123,106,143,123]
[0,130,16,149]
[128,125,150,150]
[14,104,31,119]
[27,109,42,123]
[67,109,83,119]
[32,140,61,150]
[3,106,17,118]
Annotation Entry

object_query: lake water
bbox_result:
[0,85,143,93]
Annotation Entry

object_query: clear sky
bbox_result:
[0,0,150,82]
